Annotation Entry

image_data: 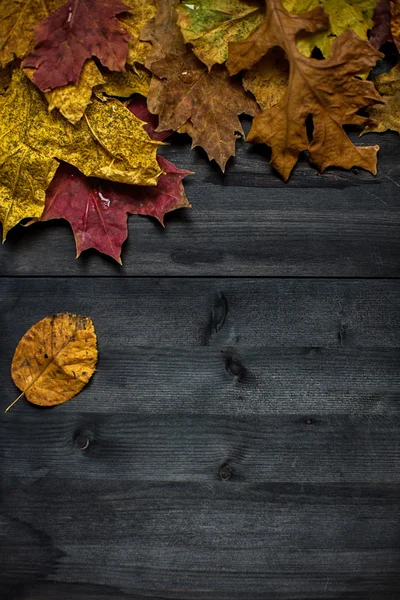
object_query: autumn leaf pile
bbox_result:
[0,0,399,262]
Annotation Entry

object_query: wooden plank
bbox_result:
[2,412,400,482]
[1,278,399,416]
[1,277,400,597]
[2,345,400,416]
[1,583,399,600]
[1,480,400,599]
[1,130,399,277]
[1,278,399,350]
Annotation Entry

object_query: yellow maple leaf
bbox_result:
[26,60,150,124]
[120,0,157,66]
[0,69,162,240]
[0,0,64,68]
[98,64,151,98]
[176,0,264,69]
[363,63,400,134]
[25,60,105,125]
[283,0,376,57]
[7,313,98,411]
[243,48,289,111]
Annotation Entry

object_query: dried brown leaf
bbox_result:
[147,51,259,170]
[227,0,383,180]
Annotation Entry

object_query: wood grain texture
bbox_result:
[0,128,399,276]
[1,74,400,598]
[1,278,400,598]
[1,480,400,600]
[1,278,399,349]
[2,412,400,482]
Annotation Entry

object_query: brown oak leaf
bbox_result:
[139,0,186,136]
[147,51,259,171]
[227,0,384,180]
[23,0,131,91]
[140,0,186,69]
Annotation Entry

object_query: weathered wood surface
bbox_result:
[1,278,400,599]
[1,106,400,599]
[0,128,399,277]
[2,479,400,599]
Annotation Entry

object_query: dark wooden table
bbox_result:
[1,125,400,599]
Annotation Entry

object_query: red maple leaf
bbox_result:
[40,157,191,263]
[23,0,131,91]
[370,0,392,48]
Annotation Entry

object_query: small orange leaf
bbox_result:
[7,313,98,411]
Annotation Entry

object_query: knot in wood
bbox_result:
[75,434,90,451]
[219,464,232,481]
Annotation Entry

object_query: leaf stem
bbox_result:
[5,391,25,413]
